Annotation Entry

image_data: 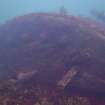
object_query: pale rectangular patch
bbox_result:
[57,67,78,88]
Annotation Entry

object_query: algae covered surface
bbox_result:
[0,13,105,105]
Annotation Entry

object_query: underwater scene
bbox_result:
[0,0,105,105]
